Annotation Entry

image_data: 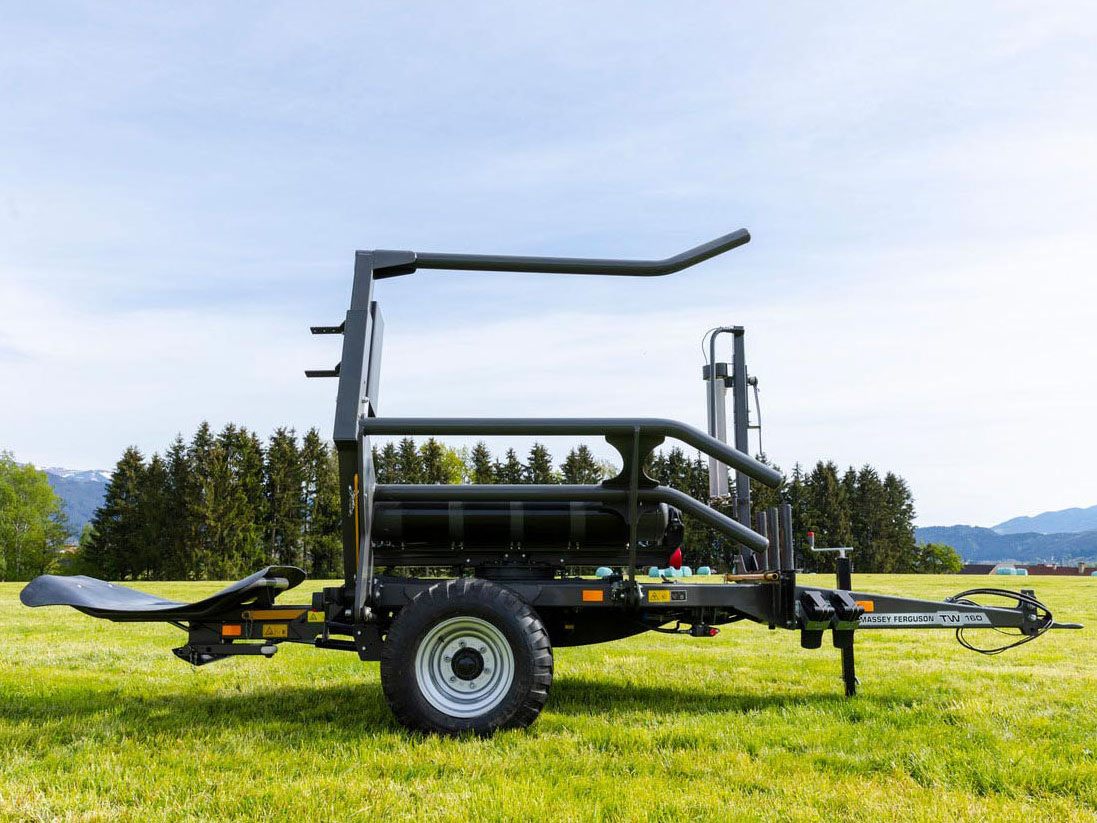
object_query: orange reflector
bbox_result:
[581,589,604,602]
[221,624,242,637]
[855,600,874,613]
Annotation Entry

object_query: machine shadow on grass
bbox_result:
[545,676,901,717]
[8,674,910,740]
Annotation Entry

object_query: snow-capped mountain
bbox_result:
[43,468,112,483]
[42,467,111,539]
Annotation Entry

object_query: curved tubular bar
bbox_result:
[361,416,783,488]
[373,483,769,553]
[373,229,750,277]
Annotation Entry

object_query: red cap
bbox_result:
[669,547,683,569]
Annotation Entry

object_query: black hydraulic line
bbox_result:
[946,588,1057,655]
[377,229,751,277]
[372,483,770,553]
[361,417,783,489]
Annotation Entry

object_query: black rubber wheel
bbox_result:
[380,578,553,735]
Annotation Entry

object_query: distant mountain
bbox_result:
[44,467,110,539]
[993,505,1097,535]
[915,524,1097,564]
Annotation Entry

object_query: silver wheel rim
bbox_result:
[414,615,515,718]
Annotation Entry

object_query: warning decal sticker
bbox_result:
[646,589,686,603]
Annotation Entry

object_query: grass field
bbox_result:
[1,574,1094,822]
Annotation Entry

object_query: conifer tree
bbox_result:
[301,428,341,577]
[372,442,398,483]
[801,461,853,572]
[743,453,785,514]
[560,445,603,484]
[654,447,692,492]
[162,435,194,579]
[84,447,147,579]
[198,428,238,577]
[420,438,463,484]
[187,422,217,575]
[232,427,268,574]
[188,426,268,577]
[396,438,423,484]
[266,427,304,569]
[137,453,170,578]
[882,472,918,572]
[786,463,807,562]
[526,443,557,483]
[470,441,494,484]
[850,465,885,569]
[496,449,525,483]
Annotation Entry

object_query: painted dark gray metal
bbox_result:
[731,329,752,527]
[360,417,783,488]
[372,229,750,277]
[704,328,734,498]
[779,502,795,570]
[20,566,306,622]
[764,510,779,570]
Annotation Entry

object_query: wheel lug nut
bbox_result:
[443,656,451,662]
[449,676,456,683]
[479,646,487,653]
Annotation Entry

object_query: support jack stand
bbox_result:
[811,537,863,697]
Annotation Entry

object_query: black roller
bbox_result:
[371,501,682,568]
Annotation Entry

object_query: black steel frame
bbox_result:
[297,230,1079,690]
[313,232,774,617]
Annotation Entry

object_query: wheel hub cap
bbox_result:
[450,647,485,680]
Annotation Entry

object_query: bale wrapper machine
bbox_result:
[21,229,1081,734]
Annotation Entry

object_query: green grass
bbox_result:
[1,575,1094,822]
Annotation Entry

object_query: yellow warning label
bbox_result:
[262,624,289,638]
[855,600,875,613]
[581,589,604,602]
[647,589,672,603]
[307,610,325,623]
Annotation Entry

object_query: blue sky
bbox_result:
[2,3,1096,526]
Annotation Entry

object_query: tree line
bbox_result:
[79,424,340,581]
[75,426,614,581]
[56,423,958,580]
[643,450,959,572]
